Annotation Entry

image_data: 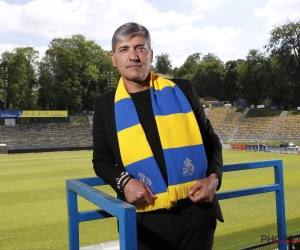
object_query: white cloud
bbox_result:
[0,43,49,61]
[0,43,20,54]
[0,0,203,40]
[0,0,206,63]
[0,1,22,31]
[1,0,299,67]
[192,0,229,12]
[152,25,243,66]
[254,0,300,29]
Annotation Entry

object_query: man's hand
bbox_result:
[188,173,219,204]
[123,178,157,206]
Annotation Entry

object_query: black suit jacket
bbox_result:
[92,78,224,222]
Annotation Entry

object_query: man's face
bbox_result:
[111,35,153,84]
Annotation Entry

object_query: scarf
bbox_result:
[114,71,207,212]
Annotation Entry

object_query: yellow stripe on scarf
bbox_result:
[117,124,153,166]
[155,112,203,149]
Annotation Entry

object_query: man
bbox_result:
[92,22,223,250]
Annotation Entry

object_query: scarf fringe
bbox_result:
[135,180,198,213]
[136,193,173,212]
[168,180,197,201]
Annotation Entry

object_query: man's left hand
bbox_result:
[188,173,219,204]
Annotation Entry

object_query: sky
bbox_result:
[0,0,300,68]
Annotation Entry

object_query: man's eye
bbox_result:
[120,48,127,52]
[137,46,145,51]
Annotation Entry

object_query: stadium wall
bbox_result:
[0,124,93,154]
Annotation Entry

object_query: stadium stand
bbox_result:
[234,116,277,140]
[270,114,300,141]
[1,108,300,153]
[206,107,244,140]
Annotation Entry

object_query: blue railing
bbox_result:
[66,159,287,250]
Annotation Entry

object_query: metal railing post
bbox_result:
[118,206,137,250]
[67,188,80,250]
[274,162,287,250]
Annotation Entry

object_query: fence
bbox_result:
[66,160,287,250]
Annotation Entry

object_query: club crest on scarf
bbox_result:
[138,172,152,186]
[182,158,195,176]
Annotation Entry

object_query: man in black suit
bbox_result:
[92,22,223,250]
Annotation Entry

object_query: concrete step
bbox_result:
[81,240,119,250]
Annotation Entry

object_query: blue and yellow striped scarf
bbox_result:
[115,71,207,212]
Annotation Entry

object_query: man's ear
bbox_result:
[110,53,117,67]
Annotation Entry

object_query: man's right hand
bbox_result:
[123,178,157,206]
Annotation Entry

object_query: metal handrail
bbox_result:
[66,159,287,250]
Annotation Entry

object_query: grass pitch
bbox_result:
[0,150,299,250]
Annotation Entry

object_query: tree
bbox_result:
[192,53,225,99]
[266,20,300,68]
[0,47,39,110]
[153,53,172,75]
[173,53,201,81]
[0,57,7,110]
[237,49,274,105]
[38,35,115,114]
[265,19,300,106]
[222,60,239,103]
[263,54,294,107]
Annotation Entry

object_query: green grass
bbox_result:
[70,116,90,124]
[0,150,299,249]
[214,151,300,249]
[288,110,300,115]
[236,107,246,113]
[245,108,282,118]
[0,151,118,250]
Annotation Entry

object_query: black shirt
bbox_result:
[130,90,168,184]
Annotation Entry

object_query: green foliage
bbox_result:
[0,47,39,110]
[69,116,89,124]
[222,60,239,103]
[265,20,300,106]
[192,53,225,99]
[236,107,245,113]
[287,110,300,115]
[173,52,201,81]
[266,20,300,68]
[153,53,173,75]
[236,49,272,105]
[245,108,282,118]
[38,35,116,114]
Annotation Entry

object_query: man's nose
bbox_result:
[129,48,139,60]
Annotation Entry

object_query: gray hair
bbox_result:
[111,22,151,52]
